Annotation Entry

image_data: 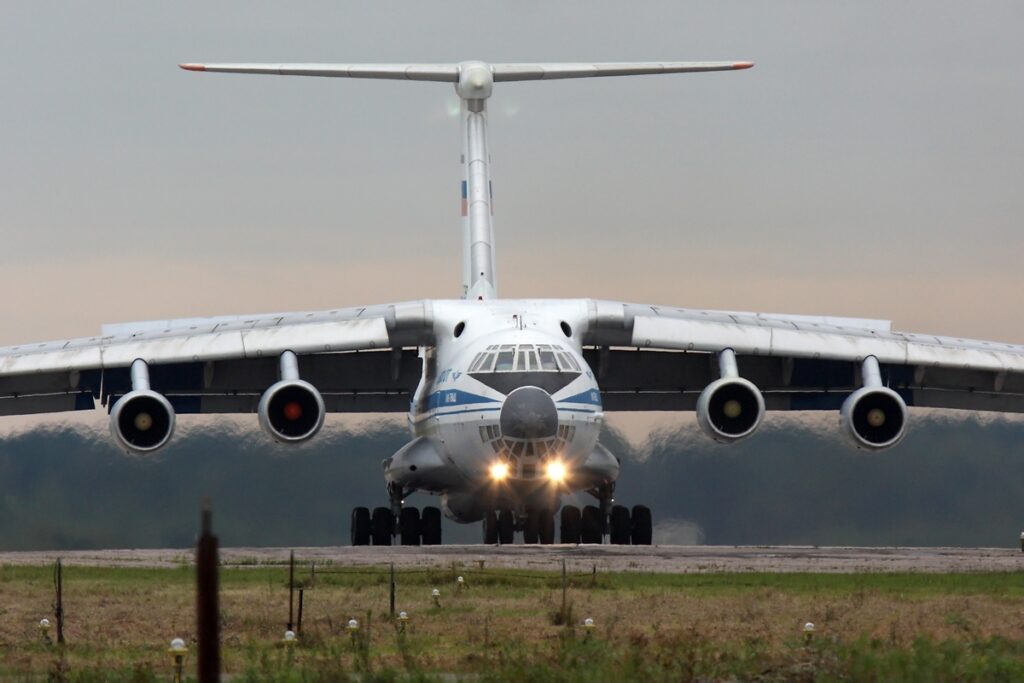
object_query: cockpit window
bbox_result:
[469,344,579,374]
[538,349,558,371]
[494,349,515,372]
[555,351,580,372]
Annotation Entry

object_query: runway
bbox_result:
[1,545,1021,573]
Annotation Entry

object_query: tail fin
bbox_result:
[180,61,753,300]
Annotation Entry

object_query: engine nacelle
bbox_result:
[258,379,325,443]
[110,390,176,454]
[840,386,907,450]
[696,377,765,443]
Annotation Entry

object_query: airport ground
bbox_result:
[2,546,1024,681]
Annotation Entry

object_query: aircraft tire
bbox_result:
[399,507,421,546]
[421,506,443,545]
[371,507,393,546]
[351,507,371,546]
[581,505,603,544]
[560,505,582,544]
[609,505,631,545]
[631,505,653,545]
[523,511,540,544]
[483,511,499,544]
[497,509,515,544]
[538,508,556,544]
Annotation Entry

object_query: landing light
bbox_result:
[489,461,510,481]
[545,460,567,484]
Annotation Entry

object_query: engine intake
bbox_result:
[259,380,325,442]
[840,356,907,451]
[697,377,765,442]
[258,351,325,443]
[840,387,907,450]
[696,349,765,443]
[109,360,175,454]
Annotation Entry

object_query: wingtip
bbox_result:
[179,63,206,72]
[733,61,754,70]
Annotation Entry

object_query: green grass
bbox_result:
[4,564,1024,681]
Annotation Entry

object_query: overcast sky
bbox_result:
[2,1,1022,346]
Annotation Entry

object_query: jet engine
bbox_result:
[258,351,325,443]
[697,377,765,442]
[840,356,907,451]
[110,360,176,454]
[840,387,907,450]
[696,349,765,443]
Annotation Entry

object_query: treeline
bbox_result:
[0,413,1022,550]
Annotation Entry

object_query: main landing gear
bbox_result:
[350,506,442,546]
[557,503,651,545]
[480,499,652,545]
[350,484,443,546]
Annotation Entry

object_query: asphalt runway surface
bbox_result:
[1,545,1022,573]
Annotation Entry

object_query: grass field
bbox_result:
[3,562,1024,681]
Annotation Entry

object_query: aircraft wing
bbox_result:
[0,301,433,416]
[582,300,1024,413]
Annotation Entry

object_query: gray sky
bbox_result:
[2,1,1022,346]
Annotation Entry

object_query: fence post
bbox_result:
[196,500,220,683]
[288,550,295,631]
[389,563,396,618]
[53,558,65,645]
[297,588,305,637]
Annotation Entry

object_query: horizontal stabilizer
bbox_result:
[178,61,753,82]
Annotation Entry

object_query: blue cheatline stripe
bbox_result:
[558,389,603,407]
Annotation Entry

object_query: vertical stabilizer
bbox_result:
[178,60,753,301]
[458,62,498,300]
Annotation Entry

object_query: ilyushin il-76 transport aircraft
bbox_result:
[3,61,1024,547]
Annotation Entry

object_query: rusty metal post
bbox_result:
[196,500,220,682]
[288,550,295,631]
[297,589,304,637]
[53,558,65,645]
[389,563,396,618]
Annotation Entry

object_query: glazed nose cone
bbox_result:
[499,386,558,439]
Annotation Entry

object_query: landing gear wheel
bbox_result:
[537,508,555,545]
[581,505,603,544]
[631,505,653,545]
[523,511,539,544]
[483,511,499,544]
[399,507,421,546]
[560,505,581,544]
[371,507,394,546]
[497,509,515,545]
[609,505,631,545]
[351,507,370,546]
[421,506,442,545]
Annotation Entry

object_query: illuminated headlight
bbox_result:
[545,460,567,483]
[489,461,510,481]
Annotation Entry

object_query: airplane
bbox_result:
[3,60,1023,547]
